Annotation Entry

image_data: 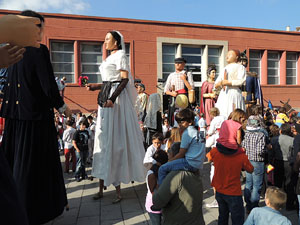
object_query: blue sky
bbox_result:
[0,0,299,31]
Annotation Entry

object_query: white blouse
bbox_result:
[99,51,129,82]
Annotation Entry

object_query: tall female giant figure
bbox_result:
[89,31,145,202]
[0,10,69,225]
[200,65,217,126]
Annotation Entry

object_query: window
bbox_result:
[125,44,130,59]
[286,52,298,85]
[51,42,74,83]
[249,50,262,79]
[208,47,220,78]
[162,44,202,82]
[182,45,202,82]
[162,44,176,80]
[80,43,102,83]
[267,51,280,84]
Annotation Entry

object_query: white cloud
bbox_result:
[0,0,90,14]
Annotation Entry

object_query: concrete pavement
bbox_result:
[44,156,298,225]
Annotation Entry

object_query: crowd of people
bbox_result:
[0,8,298,225]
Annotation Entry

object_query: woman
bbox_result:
[0,10,69,225]
[215,50,246,118]
[200,65,217,126]
[89,31,146,203]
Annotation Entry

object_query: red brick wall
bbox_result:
[1,10,300,112]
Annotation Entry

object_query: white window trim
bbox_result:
[267,51,280,85]
[286,52,298,85]
[249,50,262,80]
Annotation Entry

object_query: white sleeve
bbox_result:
[215,68,224,84]
[62,130,67,142]
[207,119,216,135]
[231,65,246,87]
[116,53,129,71]
[143,147,157,166]
[187,71,194,89]
[164,74,172,93]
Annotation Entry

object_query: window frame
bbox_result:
[50,41,75,83]
[267,51,280,85]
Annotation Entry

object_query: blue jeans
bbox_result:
[158,158,197,185]
[148,212,162,225]
[75,150,88,178]
[244,161,264,211]
[216,192,244,225]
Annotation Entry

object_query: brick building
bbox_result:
[1,10,300,112]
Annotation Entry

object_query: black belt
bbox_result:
[103,81,121,84]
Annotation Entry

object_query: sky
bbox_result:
[0,0,299,31]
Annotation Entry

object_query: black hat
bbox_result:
[174,57,186,63]
[136,83,145,90]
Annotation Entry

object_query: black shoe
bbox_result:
[75,177,81,182]
[82,175,88,180]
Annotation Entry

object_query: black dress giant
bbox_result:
[0,44,67,225]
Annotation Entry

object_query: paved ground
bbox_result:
[44,156,298,225]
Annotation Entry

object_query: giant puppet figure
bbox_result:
[239,50,264,114]
[164,57,194,126]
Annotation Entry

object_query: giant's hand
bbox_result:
[0,15,40,48]
[0,44,25,68]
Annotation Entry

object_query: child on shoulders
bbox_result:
[158,108,205,185]
[216,109,246,154]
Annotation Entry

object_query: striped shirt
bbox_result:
[242,131,266,162]
[164,70,194,93]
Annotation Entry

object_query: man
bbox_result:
[135,83,148,122]
[164,57,194,126]
[242,116,267,213]
[152,139,205,225]
[152,170,205,225]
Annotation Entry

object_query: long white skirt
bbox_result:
[92,84,146,187]
[215,87,245,119]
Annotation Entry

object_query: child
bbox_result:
[62,120,76,173]
[216,109,246,154]
[143,133,164,170]
[198,113,207,138]
[145,150,168,225]
[205,107,225,208]
[244,186,292,225]
[162,118,172,138]
[275,107,289,128]
[72,120,90,182]
[158,108,206,185]
[206,107,225,148]
[164,127,181,152]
